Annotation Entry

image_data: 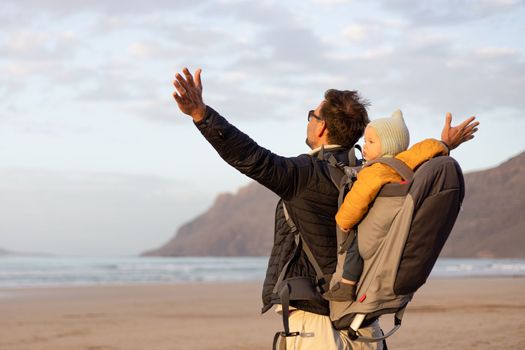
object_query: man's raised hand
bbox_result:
[173,67,206,122]
[441,112,479,150]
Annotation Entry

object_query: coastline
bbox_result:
[1,277,524,349]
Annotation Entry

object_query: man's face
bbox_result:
[363,125,382,161]
[306,101,325,149]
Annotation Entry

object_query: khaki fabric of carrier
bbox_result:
[330,195,414,324]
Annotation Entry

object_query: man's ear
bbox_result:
[316,120,327,138]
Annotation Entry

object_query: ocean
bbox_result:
[0,257,524,288]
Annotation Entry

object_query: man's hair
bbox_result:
[320,89,370,148]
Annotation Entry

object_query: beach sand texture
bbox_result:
[1,278,524,350]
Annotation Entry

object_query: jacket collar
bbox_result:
[308,144,342,156]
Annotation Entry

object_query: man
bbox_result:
[172,67,478,349]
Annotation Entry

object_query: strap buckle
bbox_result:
[347,328,358,341]
[279,331,300,337]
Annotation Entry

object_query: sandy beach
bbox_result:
[1,277,524,350]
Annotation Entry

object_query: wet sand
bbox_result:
[0,278,524,349]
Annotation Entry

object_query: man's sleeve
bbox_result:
[194,106,309,200]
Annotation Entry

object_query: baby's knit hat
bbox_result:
[368,109,410,157]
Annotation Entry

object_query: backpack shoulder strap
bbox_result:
[366,157,414,182]
[323,146,361,190]
[281,204,326,287]
[272,202,327,347]
[323,148,363,210]
[272,202,328,294]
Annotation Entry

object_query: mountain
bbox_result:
[441,151,525,258]
[144,151,525,258]
[142,183,278,256]
[0,247,52,257]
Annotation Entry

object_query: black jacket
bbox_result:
[196,106,353,315]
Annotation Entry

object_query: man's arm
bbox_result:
[172,67,308,200]
[440,112,479,150]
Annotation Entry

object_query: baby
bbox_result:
[323,110,449,302]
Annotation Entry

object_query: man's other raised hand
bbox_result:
[441,112,479,150]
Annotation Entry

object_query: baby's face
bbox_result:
[363,126,382,161]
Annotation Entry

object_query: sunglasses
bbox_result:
[307,110,322,122]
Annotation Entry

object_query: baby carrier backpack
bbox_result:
[327,152,465,342]
[271,146,465,347]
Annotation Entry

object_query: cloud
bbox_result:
[330,39,525,117]
[1,0,331,123]
[0,27,88,105]
[0,70,24,103]
[125,96,182,124]
[380,0,525,25]
[3,31,48,56]
[203,1,294,27]
[342,24,369,42]
[1,0,204,17]
[474,47,519,58]
[260,27,329,65]
[307,13,525,119]
[75,67,152,103]
[312,0,352,4]
[0,29,80,60]
[2,0,524,127]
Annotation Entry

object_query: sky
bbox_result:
[1,0,524,256]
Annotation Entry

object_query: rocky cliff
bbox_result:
[0,247,52,257]
[144,151,525,258]
[440,151,525,257]
[142,182,278,256]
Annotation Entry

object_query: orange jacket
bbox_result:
[335,139,449,230]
